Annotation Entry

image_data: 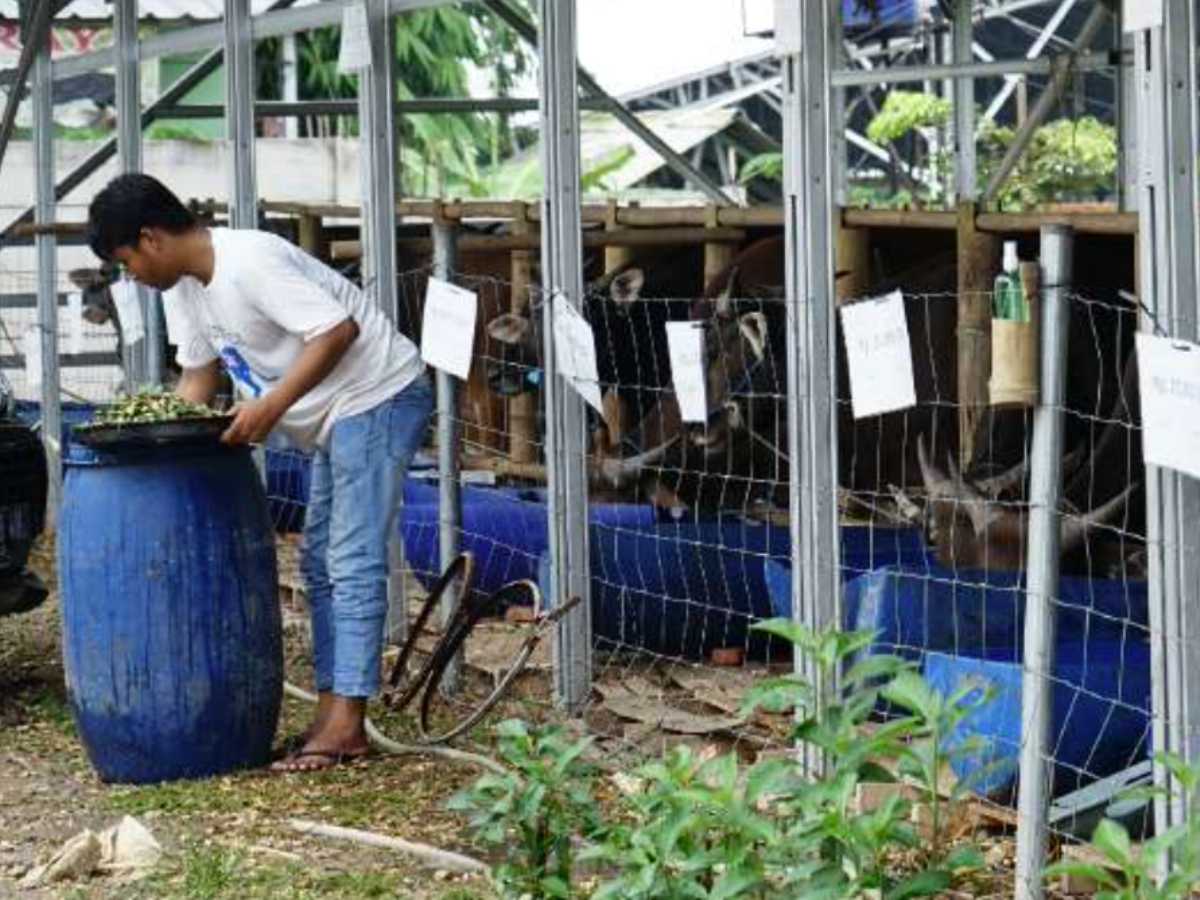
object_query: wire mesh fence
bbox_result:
[6,216,1180,893]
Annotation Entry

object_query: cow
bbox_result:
[66,263,182,391]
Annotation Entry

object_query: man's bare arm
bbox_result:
[176,360,223,406]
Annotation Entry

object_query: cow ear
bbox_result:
[487,313,532,345]
[67,268,100,290]
[737,312,767,361]
[610,267,645,306]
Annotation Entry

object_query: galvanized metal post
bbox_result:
[223,0,257,230]
[115,0,158,390]
[32,10,61,523]
[954,0,975,201]
[354,0,407,646]
[538,0,591,711]
[432,220,462,693]
[1013,225,1073,900]
[1134,1,1200,844]
[782,0,840,777]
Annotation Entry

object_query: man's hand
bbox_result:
[221,396,286,445]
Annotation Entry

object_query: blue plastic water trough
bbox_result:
[923,639,1152,800]
[401,487,659,601]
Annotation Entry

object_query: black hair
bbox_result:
[87,173,197,262]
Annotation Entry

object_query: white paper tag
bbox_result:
[23,325,42,389]
[665,320,709,423]
[774,0,802,54]
[67,291,84,356]
[1136,332,1200,480]
[839,289,917,420]
[1123,0,1163,33]
[111,280,145,345]
[420,277,478,381]
[338,2,372,73]
[551,295,604,415]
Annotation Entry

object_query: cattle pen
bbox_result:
[1,2,1198,898]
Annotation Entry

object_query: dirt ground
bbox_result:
[0,536,506,900]
[0,534,1074,900]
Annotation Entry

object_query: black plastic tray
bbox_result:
[72,415,236,449]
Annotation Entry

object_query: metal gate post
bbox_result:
[781,0,840,776]
[1013,225,1073,900]
[538,0,591,711]
[432,220,463,693]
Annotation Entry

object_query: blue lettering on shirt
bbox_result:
[219,344,264,398]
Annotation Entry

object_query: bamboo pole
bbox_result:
[508,202,538,464]
[957,200,1001,468]
[703,204,738,292]
[835,220,870,303]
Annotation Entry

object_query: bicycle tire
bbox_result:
[383,552,474,712]
[416,579,542,744]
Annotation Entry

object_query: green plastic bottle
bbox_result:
[993,241,1026,322]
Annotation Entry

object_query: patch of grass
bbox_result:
[180,844,242,898]
[133,845,485,899]
[109,778,254,817]
[26,687,76,735]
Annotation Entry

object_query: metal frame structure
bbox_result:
[9,1,1200,892]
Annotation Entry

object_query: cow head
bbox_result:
[687,310,770,458]
[68,262,120,326]
[484,266,649,397]
[898,434,1136,572]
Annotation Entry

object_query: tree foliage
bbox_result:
[741,90,1119,212]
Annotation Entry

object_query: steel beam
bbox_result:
[1013,226,1073,900]
[483,0,733,205]
[981,4,1112,205]
[782,0,840,778]
[32,13,62,523]
[831,50,1112,88]
[0,0,55,177]
[1,0,300,240]
[432,221,462,693]
[1135,0,1200,849]
[115,0,158,390]
[537,0,591,711]
[224,0,257,229]
[954,0,977,200]
[981,0,1078,124]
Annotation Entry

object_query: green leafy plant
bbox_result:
[1045,752,1200,898]
[448,719,601,899]
[584,746,791,899]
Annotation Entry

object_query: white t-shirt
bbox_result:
[163,227,424,451]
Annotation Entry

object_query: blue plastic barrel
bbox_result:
[58,441,282,784]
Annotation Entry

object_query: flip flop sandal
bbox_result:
[270,733,310,762]
[269,747,370,774]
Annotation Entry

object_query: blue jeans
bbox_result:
[301,374,434,697]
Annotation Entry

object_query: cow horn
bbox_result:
[716,266,740,318]
[1060,484,1136,555]
[917,434,951,497]
[593,436,679,489]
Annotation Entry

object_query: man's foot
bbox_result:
[269,694,370,774]
[271,691,337,760]
[270,745,370,774]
